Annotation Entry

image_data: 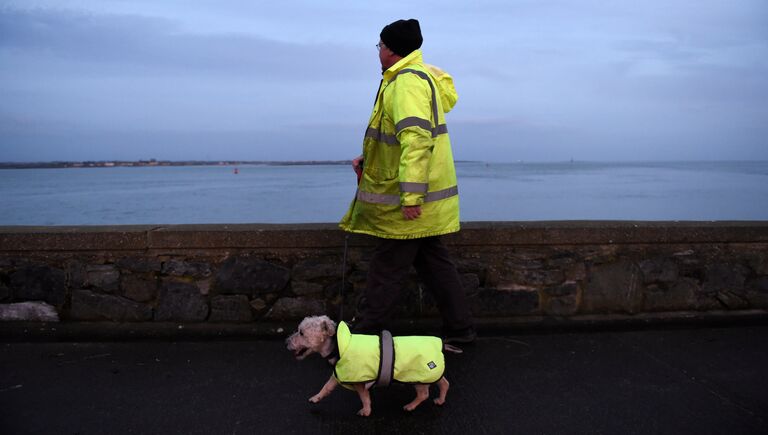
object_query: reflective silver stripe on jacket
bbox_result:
[424,185,459,202]
[395,117,449,138]
[400,182,428,193]
[396,117,431,132]
[357,190,400,205]
[364,127,399,145]
[357,185,458,205]
[366,124,448,146]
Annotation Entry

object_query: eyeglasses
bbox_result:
[376,42,384,51]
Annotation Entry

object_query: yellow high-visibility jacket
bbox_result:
[333,321,445,387]
[339,50,460,239]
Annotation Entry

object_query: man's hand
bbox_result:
[352,155,364,172]
[402,205,422,220]
[352,155,364,183]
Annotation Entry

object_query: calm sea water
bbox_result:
[1,161,767,225]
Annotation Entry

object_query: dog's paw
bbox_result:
[433,398,446,406]
[357,407,371,417]
[403,403,418,412]
[309,395,322,403]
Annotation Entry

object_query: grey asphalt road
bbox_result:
[1,325,767,435]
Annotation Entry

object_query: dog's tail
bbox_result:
[443,344,463,354]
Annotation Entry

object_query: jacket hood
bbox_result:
[425,64,458,113]
[384,50,459,113]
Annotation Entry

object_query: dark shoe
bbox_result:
[443,327,477,345]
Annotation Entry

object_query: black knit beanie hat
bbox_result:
[380,19,423,57]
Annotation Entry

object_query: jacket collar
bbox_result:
[382,49,423,81]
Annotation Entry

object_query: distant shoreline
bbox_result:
[0,160,353,170]
[1,159,762,170]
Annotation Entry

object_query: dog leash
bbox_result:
[339,234,349,321]
[339,155,362,323]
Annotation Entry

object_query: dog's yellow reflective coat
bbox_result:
[333,321,445,387]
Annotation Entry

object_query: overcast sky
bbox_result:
[1,0,766,162]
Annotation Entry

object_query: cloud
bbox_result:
[0,7,368,80]
[0,6,376,134]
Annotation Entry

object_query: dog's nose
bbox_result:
[285,334,295,347]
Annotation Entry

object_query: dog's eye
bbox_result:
[299,330,304,336]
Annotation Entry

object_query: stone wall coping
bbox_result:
[1,310,766,341]
[1,221,767,251]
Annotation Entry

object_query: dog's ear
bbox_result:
[322,317,337,337]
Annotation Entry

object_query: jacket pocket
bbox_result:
[364,165,398,184]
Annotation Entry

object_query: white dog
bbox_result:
[286,315,456,416]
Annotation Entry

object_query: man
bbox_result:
[339,19,474,343]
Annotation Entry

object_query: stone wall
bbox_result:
[1,222,767,327]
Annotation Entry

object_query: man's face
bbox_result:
[377,40,396,71]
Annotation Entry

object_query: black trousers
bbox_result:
[351,236,473,335]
